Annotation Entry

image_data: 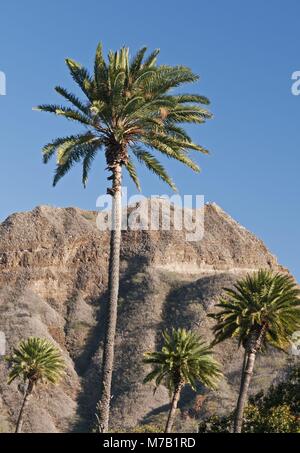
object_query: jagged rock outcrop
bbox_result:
[0,200,290,432]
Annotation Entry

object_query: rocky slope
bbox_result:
[0,200,291,432]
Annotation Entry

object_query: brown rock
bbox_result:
[0,200,290,432]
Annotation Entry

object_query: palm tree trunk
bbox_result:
[231,350,248,432]
[234,324,267,433]
[234,351,256,433]
[98,163,122,433]
[15,381,33,433]
[165,383,183,433]
[238,350,248,395]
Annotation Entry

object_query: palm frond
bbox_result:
[143,49,160,68]
[35,104,93,126]
[55,86,89,115]
[65,58,95,101]
[130,47,147,76]
[42,132,95,164]
[124,157,141,191]
[131,145,176,190]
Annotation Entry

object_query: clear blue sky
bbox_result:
[0,0,299,281]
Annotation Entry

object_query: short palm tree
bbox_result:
[143,328,222,433]
[7,337,65,433]
[36,43,212,432]
[210,270,300,433]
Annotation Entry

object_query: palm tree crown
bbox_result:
[210,270,300,351]
[144,328,222,392]
[35,43,212,189]
[8,337,65,386]
[210,270,300,433]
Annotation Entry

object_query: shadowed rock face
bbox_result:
[0,200,290,432]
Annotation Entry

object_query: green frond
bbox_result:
[94,42,105,80]
[130,47,147,75]
[124,157,141,191]
[55,86,89,115]
[55,133,97,164]
[141,65,199,97]
[131,145,176,191]
[54,138,101,186]
[164,125,192,141]
[35,104,93,126]
[7,337,65,386]
[65,58,95,101]
[53,152,80,186]
[166,105,212,124]
[143,49,160,68]
[151,133,209,154]
[42,132,95,164]
[143,137,201,172]
[82,146,98,188]
[171,94,210,105]
[111,70,127,108]
[122,96,145,116]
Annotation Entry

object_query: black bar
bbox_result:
[0,433,296,450]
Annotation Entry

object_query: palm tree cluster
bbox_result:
[4,43,300,435]
[7,269,300,433]
[143,271,300,433]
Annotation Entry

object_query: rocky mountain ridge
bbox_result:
[0,200,290,432]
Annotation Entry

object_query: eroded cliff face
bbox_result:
[0,200,289,432]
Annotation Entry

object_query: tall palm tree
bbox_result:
[36,43,212,432]
[143,328,221,433]
[7,337,65,433]
[210,270,300,433]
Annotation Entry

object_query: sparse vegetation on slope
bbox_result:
[199,363,300,433]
